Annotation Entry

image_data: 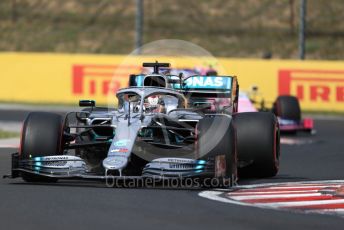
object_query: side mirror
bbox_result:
[79,100,95,107]
[129,74,138,87]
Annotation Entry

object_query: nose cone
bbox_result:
[103,156,128,170]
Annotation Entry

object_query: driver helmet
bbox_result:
[147,95,159,106]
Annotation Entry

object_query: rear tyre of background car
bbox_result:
[20,112,65,182]
[273,95,301,121]
[233,112,280,178]
[197,115,237,187]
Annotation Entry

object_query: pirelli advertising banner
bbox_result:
[0,52,343,112]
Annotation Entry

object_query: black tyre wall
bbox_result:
[233,112,279,177]
[20,112,64,159]
[197,115,236,179]
[273,95,301,121]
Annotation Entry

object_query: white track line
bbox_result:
[230,180,344,189]
[228,190,322,195]
[312,209,344,214]
[199,191,252,206]
[238,185,341,190]
[258,199,344,208]
[229,193,324,200]
[0,144,18,148]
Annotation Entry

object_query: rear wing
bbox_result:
[173,75,234,93]
[128,74,235,95]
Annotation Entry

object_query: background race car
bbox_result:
[246,87,314,133]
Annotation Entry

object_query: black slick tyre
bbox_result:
[197,115,237,187]
[20,112,64,182]
[233,112,280,178]
[273,95,301,121]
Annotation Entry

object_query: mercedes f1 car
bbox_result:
[5,62,280,187]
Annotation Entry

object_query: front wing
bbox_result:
[278,117,314,133]
[4,153,234,186]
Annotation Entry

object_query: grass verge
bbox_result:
[0,129,20,139]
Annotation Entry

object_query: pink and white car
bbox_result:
[239,92,314,133]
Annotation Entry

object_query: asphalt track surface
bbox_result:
[1,111,344,229]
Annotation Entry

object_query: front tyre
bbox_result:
[197,115,237,187]
[20,112,65,182]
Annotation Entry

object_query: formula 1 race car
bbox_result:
[272,95,314,133]
[244,87,314,134]
[5,62,280,187]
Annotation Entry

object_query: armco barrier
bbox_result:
[0,52,343,111]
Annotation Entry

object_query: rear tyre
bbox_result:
[233,112,280,178]
[20,112,65,182]
[273,95,301,121]
[197,115,237,187]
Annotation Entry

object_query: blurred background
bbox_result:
[0,0,343,113]
[1,0,344,59]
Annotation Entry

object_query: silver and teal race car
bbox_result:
[5,62,280,187]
